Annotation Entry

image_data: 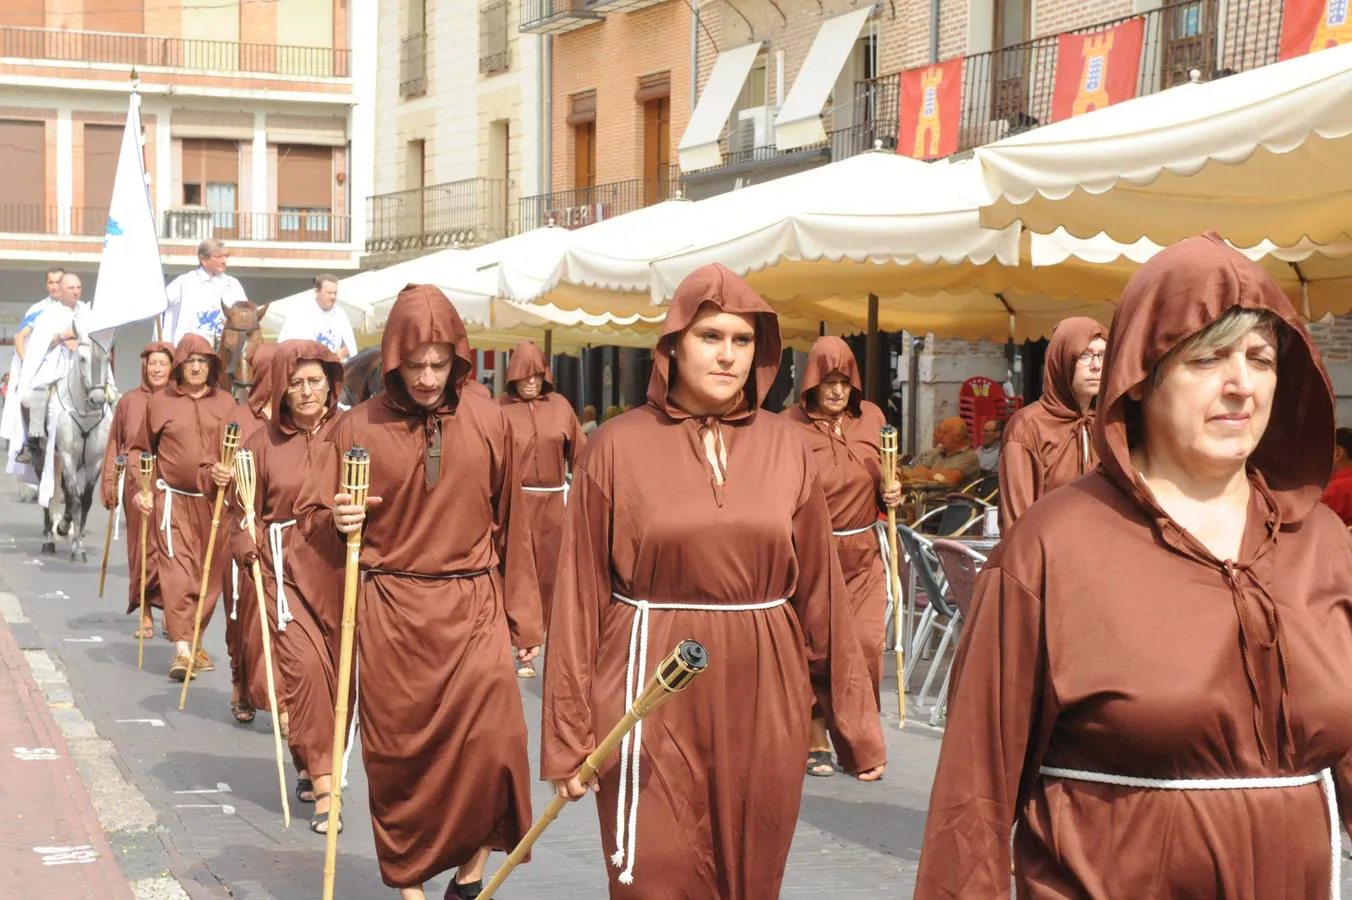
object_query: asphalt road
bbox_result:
[0,477,941,899]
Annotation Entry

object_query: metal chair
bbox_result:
[928,540,989,726]
[896,524,962,719]
[962,473,1000,505]
[915,493,989,537]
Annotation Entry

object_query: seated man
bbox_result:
[976,417,1003,472]
[905,416,982,486]
[16,273,87,464]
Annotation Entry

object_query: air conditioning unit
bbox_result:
[731,105,776,155]
[165,208,213,241]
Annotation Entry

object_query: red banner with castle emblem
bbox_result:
[897,57,963,160]
[1050,17,1145,123]
[1281,0,1352,60]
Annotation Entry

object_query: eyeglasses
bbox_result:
[1076,350,1106,367]
[287,377,327,394]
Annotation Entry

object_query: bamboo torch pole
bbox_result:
[136,454,155,672]
[98,455,127,598]
[478,640,709,900]
[233,449,291,828]
[881,425,906,727]
[179,421,241,710]
[322,446,369,900]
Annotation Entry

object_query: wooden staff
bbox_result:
[323,446,369,900]
[179,421,241,710]
[136,454,155,672]
[98,455,127,598]
[233,449,290,828]
[881,425,905,727]
[479,640,709,900]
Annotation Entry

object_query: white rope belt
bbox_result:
[229,561,240,621]
[156,479,204,558]
[113,470,125,541]
[267,520,297,632]
[608,591,789,886]
[832,521,896,627]
[1040,766,1340,898]
[522,482,570,505]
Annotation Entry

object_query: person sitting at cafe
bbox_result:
[1321,426,1352,526]
[904,416,982,485]
[976,418,1003,472]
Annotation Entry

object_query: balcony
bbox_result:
[520,0,604,35]
[400,32,428,97]
[365,178,509,265]
[162,209,351,244]
[583,0,668,11]
[518,166,682,232]
[0,26,349,78]
[0,205,111,237]
[480,1,511,75]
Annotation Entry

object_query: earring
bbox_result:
[668,348,676,358]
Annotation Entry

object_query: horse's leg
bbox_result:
[35,448,56,554]
[73,474,95,564]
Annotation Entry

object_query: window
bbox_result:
[567,91,597,190]
[638,72,672,205]
[0,119,45,233]
[991,0,1031,121]
[181,138,239,236]
[728,55,769,154]
[480,0,511,74]
[278,145,334,239]
[82,124,121,235]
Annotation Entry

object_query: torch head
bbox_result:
[222,421,242,464]
[115,454,127,473]
[632,639,709,717]
[139,454,155,493]
[342,445,370,507]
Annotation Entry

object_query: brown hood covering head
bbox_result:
[245,342,278,417]
[380,284,475,417]
[504,339,554,399]
[647,263,782,421]
[269,339,344,431]
[139,341,175,393]
[1094,232,1334,525]
[168,334,222,394]
[1041,317,1107,420]
[799,336,863,419]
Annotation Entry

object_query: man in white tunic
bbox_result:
[163,238,248,345]
[2,268,64,462]
[15,273,89,463]
[276,274,357,360]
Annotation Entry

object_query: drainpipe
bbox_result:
[929,0,940,63]
[690,2,699,107]
[541,34,553,197]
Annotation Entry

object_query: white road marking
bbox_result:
[174,804,235,815]
[33,845,98,866]
[115,718,166,727]
[62,636,103,643]
[172,782,231,795]
[12,746,60,761]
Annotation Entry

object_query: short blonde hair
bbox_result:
[1152,308,1285,388]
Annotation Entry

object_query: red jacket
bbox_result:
[1322,466,1352,526]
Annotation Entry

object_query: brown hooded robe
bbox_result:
[783,336,889,697]
[497,339,585,626]
[143,335,239,645]
[103,341,175,616]
[541,264,886,900]
[295,284,539,889]
[234,341,347,775]
[916,234,1352,899]
[998,317,1107,528]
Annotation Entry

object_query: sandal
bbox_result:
[516,658,536,679]
[296,778,315,804]
[134,623,155,639]
[231,699,256,724]
[445,874,484,899]
[806,749,836,777]
[168,654,197,682]
[309,793,342,835]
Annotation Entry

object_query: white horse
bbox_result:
[36,315,118,561]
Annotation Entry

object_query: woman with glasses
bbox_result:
[917,235,1352,898]
[997,317,1107,528]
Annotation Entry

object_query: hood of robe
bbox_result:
[799,336,863,419]
[504,340,554,400]
[379,284,475,417]
[270,339,344,432]
[245,342,278,417]
[139,341,175,393]
[167,334,222,396]
[1041,317,1107,420]
[647,263,782,422]
[1094,232,1334,527]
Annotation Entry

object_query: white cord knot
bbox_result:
[154,479,202,557]
[268,520,297,631]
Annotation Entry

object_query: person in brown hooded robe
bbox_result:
[998,316,1107,529]
[782,336,900,777]
[542,264,886,900]
[134,335,238,680]
[915,233,1352,899]
[295,284,540,900]
[497,338,585,666]
[233,340,347,832]
[226,341,280,723]
[102,341,175,637]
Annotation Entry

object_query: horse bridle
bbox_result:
[56,337,112,469]
[218,319,260,393]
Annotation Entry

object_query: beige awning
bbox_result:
[678,41,762,172]
[774,7,872,151]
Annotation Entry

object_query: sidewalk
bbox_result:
[0,616,134,900]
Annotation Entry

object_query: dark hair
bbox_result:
[46,266,65,279]
[1337,428,1352,459]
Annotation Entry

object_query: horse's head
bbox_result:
[217,299,271,401]
[70,310,118,412]
[341,347,384,406]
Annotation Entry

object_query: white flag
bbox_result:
[85,89,167,351]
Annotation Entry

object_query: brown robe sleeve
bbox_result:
[914,568,1049,899]
[229,428,266,567]
[998,439,1041,529]
[790,446,886,775]
[539,462,609,782]
[496,415,544,649]
[566,404,586,467]
[294,433,343,546]
[100,396,129,510]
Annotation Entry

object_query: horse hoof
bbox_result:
[41,542,56,555]
[74,551,87,564]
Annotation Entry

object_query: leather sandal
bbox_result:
[806,749,836,777]
[230,699,256,724]
[309,793,342,835]
[134,623,155,639]
[295,777,315,803]
[445,874,484,899]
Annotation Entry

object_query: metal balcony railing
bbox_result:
[519,0,603,35]
[518,166,682,232]
[401,32,428,97]
[0,205,110,236]
[365,178,509,263]
[162,209,352,244]
[0,25,349,77]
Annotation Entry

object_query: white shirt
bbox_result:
[976,443,1001,472]
[22,301,90,393]
[164,267,248,345]
[276,301,358,358]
